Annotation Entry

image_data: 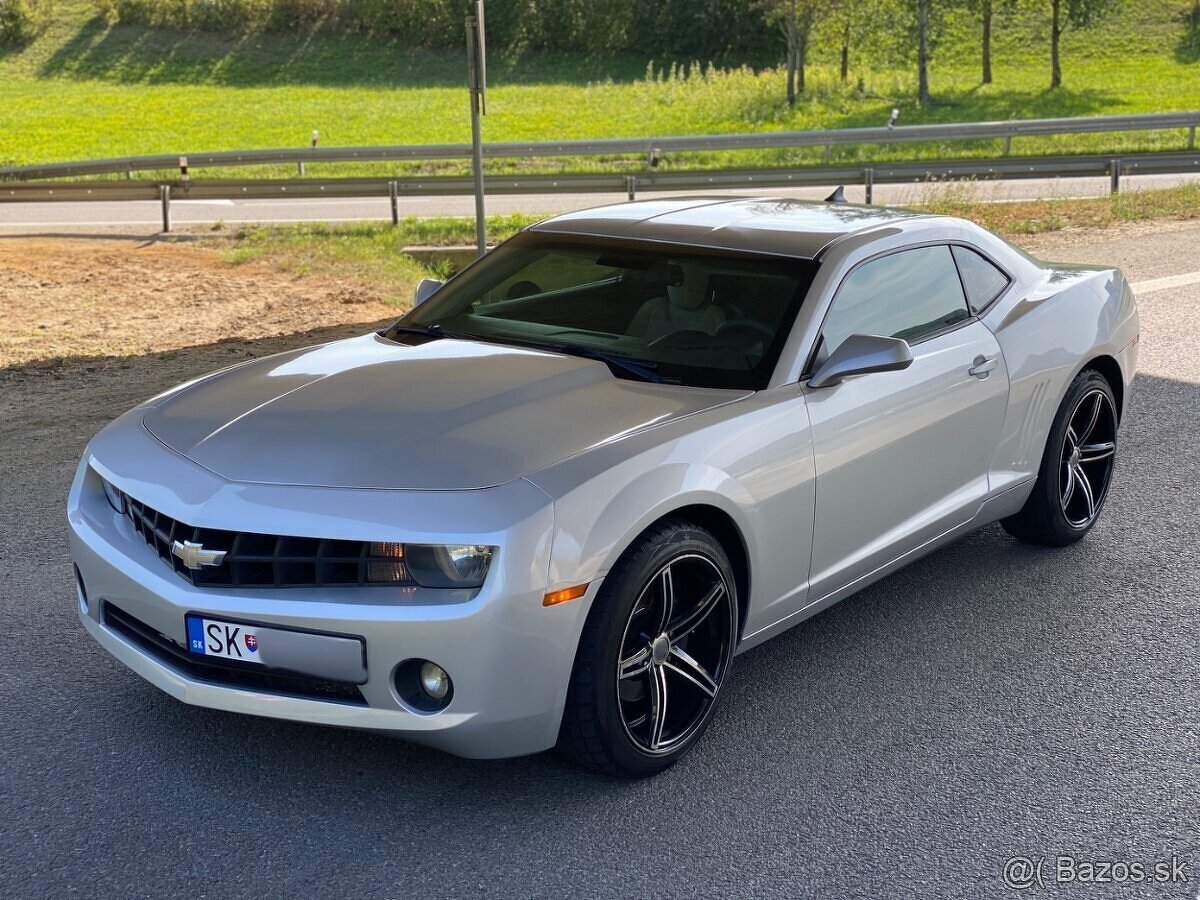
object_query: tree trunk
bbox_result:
[786,0,798,105]
[840,18,850,82]
[1050,0,1063,88]
[787,46,797,105]
[981,0,993,85]
[918,0,931,104]
[797,33,808,93]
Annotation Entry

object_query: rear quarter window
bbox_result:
[951,245,1011,315]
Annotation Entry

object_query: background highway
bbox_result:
[1,172,1198,230]
[1,220,1198,898]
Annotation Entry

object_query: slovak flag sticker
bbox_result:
[245,634,259,653]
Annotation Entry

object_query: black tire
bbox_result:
[558,518,738,778]
[1002,369,1119,546]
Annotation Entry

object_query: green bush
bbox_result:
[0,0,47,44]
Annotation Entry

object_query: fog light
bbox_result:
[419,661,450,701]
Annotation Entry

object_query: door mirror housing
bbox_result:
[413,278,443,307]
[809,333,914,389]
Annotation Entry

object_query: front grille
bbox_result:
[120,493,413,589]
[102,602,367,706]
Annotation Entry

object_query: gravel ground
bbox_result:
[1,222,1198,899]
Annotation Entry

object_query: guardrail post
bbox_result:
[389,180,399,225]
[298,160,306,176]
[626,175,638,201]
[1109,159,1121,195]
[1003,134,1012,156]
[822,144,832,165]
[160,184,171,232]
[865,168,874,205]
[1189,125,1196,150]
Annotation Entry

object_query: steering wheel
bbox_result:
[717,318,774,342]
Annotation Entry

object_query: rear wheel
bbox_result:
[1002,369,1119,546]
[558,519,738,777]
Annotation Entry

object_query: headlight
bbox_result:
[102,478,126,515]
[402,544,496,589]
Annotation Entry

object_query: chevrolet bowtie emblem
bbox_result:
[171,540,227,570]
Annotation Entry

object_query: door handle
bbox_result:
[968,355,999,378]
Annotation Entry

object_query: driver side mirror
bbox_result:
[413,278,443,307]
[809,333,914,389]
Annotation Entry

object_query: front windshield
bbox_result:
[390,233,819,390]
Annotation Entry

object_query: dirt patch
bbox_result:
[0,236,403,370]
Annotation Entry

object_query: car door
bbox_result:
[802,244,1010,602]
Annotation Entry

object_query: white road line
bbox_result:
[1130,271,1200,295]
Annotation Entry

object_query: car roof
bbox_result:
[529,196,925,259]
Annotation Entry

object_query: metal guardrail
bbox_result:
[2,112,1198,182]
[4,150,1197,231]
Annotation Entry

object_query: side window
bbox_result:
[951,245,1010,315]
[819,245,970,358]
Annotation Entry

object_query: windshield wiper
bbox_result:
[500,340,662,383]
[557,344,663,383]
[388,324,474,341]
[390,328,664,383]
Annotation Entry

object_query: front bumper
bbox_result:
[68,422,594,759]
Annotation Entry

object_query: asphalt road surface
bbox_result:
[1,172,1198,231]
[2,221,1199,898]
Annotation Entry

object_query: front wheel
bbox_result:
[1002,369,1119,546]
[558,519,738,777]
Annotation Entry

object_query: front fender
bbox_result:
[545,460,755,593]
[528,388,816,642]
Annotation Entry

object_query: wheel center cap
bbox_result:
[1069,448,1081,466]
[650,634,671,665]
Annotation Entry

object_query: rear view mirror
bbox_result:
[413,278,443,307]
[809,333,913,389]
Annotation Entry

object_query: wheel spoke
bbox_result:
[1062,464,1076,508]
[1072,462,1096,519]
[657,565,675,635]
[666,581,726,642]
[619,646,651,680]
[647,665,669,750]
[1076,393,1103,444]
[665,646,719,698]
[1079,441,1115,463]
[1065,426,1079,451]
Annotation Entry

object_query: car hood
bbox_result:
[141,333,749,491]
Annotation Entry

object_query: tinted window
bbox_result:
[820,245,970,357]
[952,245,1010,314]
[395,234,818,390]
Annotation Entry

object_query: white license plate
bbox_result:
[186,615,264,665]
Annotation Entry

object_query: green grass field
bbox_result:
[1,0,1198,176]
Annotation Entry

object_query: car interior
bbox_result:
[457,253,803,374]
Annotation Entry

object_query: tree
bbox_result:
[917,0,932,103]
[831,0,874,82]
[961,0,1013,85]
[981,0,993,83]
[1048,0,1115,88]
[757,0,829,104]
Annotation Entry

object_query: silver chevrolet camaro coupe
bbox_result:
[68,197,1139,777]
